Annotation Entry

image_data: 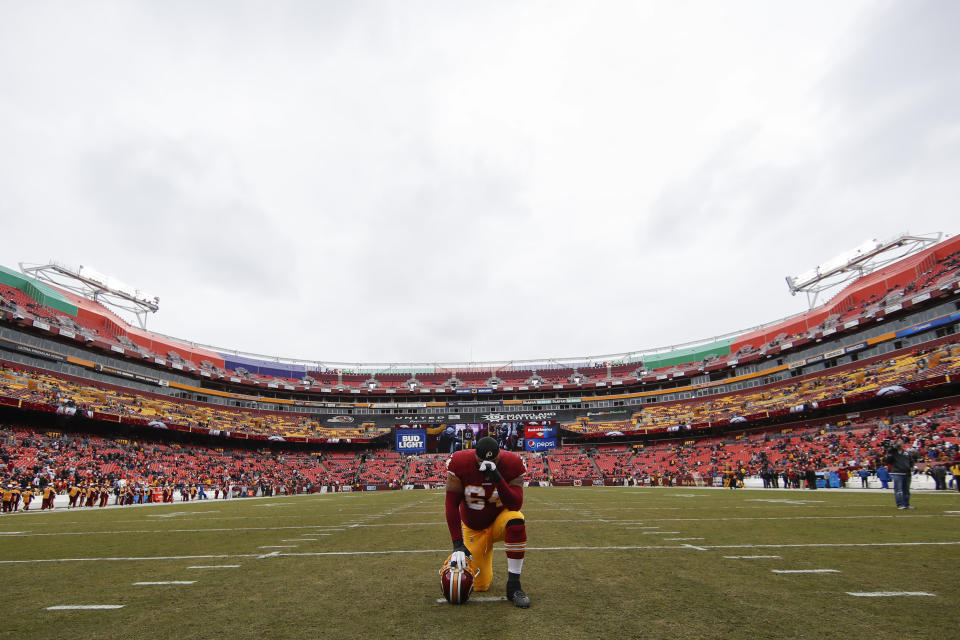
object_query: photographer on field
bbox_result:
[884,439,916,510]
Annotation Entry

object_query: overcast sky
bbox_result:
[1,1,958,366]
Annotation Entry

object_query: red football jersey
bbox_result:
[447,449,526,530]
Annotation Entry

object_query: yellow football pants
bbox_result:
[461,509,524,592]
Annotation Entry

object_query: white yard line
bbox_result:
[710,542,960,550]
[133,581,196,585]
[435,596,506,604]
[1,554,259,564]
[724,555,782,559]
[745,500,824,504]
[187,565,241,569]
[275,514,948,529]
[4,540,959,565]
[120,515,302,522]
[46,605,124,610]
[641,531,681,534]
[771,569,839,574]
[0,525,353,538]
[847,591,936,597]
[609,515,942,523]
[265,540,960,557]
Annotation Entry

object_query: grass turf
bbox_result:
[1,486,958,639]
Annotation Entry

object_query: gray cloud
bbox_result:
[820,0,960,183]
[79,134,298,295]
[639,123,819,261]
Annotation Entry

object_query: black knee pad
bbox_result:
[506,518,525,528]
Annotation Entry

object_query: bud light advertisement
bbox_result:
[525,438,557,451]
[396,429,426,454]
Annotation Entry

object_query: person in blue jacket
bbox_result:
[876,465,890,489]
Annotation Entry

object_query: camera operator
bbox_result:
[884,439,916,510]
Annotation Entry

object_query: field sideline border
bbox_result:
[9,479,959,517]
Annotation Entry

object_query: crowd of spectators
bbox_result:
[0,424,335,508]
[0,363,389,440]
[582,404,960,487]
[0,421,559,509]
[3,403,958,510]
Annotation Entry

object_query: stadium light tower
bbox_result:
[19,261,160,330]
[784,232,942,309]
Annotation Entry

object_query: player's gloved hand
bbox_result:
[451,539,471,569]
[479,460,502,482]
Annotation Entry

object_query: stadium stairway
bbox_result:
[587,452,603,477]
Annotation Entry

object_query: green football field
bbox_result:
[1,486,958,639]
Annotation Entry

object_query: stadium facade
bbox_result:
[2,233,959,448]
